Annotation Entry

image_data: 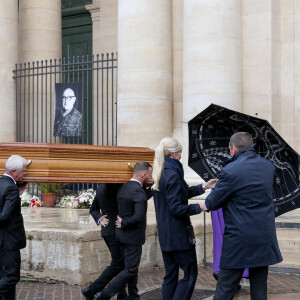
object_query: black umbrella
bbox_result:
[188,103,300,217]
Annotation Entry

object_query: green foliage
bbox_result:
[37,182,66,194]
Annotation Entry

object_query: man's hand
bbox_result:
[115,215,122,228]
[200,202,208,211]
[143,182,152,189]
[99,215,109,227]
[203,178,218,191]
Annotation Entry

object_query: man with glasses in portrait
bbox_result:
[54,87,82,136]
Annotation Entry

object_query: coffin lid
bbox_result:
[0,143,154,183]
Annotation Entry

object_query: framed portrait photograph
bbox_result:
[54,82,83,137]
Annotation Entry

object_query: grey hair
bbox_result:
[5,155,28,172]
[152,137,182,191]
[229,132,253,150]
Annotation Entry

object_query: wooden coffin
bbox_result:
[0,143,154,183]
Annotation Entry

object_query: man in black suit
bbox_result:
[94,161,153,300]
[0,155,28,300]
[81,183,128,300]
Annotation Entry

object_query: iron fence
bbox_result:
[13,53,118,146]
[13,54,118,196]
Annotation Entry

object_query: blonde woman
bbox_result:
[152,137,216,300]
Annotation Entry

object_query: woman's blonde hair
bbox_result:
[152,137,182,191]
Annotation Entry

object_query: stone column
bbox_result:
[86,0,118,55]
[117,0,173,148]
[172,0,184,142]
[86,1,101,55]
[278,0,295,148]
[19,0,62,62]
[242,0,280,130]
[295,1,300,152]
[0,1,18,142]
[183,0,242,179]
[19,0,61,143]
[99,0,118,54]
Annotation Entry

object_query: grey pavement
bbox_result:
[16,266,300,299]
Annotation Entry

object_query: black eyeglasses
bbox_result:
[62,96,75,101]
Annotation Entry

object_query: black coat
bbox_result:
[0,175,26,250]
[54,107,82,136]
[205,148,282,269]
[115,180,149,246]
[153,158,204,252]
[90,183,122,237]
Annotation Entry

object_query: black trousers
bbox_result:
[214,266,269,300]
[100,243,142,300]
[0,248,21,300]
[88,235,127,299]
[161,247,198,300]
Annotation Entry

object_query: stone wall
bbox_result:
[20,207,213,285]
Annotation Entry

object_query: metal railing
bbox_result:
[13,53,118,146]
[13,54,118,195]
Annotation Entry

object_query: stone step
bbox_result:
[275,208,300,223]
[277,238,300,252]
[278,250,300,264]
[274,225,300,268]
[272,260,300,271]
[276,228,300,240]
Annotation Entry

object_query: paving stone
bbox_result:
[15,266,300,299]
[141,288,214,300]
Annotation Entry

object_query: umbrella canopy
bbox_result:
[188,103,300,217]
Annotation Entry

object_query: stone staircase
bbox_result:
[273,209,300,272]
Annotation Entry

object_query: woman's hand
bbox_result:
[200,202,208,211]
[203,178,218,191]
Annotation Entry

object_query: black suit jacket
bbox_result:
[0,175,26,250]
[90,183,122,237]
[116,180,150,246]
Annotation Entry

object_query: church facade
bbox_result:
[0,0,299,169]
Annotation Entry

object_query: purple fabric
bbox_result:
[211,208,249,278]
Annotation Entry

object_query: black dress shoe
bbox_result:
[213,272,219,281]
[94,291,110,300]
[117,291,128,300]
[81,286,94,300]
[117,295,128,300]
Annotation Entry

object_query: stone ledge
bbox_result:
[21,207,213,285]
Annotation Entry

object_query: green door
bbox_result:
[62,6,93,145]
